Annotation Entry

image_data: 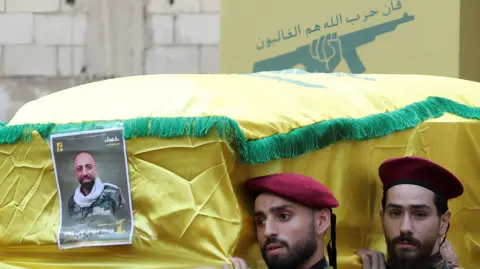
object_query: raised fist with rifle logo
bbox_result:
[253,12,414,74]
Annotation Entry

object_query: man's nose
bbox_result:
[400,215,413,234]
[79,168,87,175]
[263,220,278,238]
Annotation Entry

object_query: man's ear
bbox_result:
[440,211,451,235]
[379,209,385,225]
[314,208,331,235]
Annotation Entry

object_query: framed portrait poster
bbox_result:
[50,127,134,249]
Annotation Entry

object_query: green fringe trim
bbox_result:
[1,96,479,164]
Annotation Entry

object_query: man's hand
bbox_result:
[441,239,459,267]
[223,257,250,269]
[356,249,386,269]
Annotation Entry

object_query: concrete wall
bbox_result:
[146,0,220,74]
[0,0,221,121]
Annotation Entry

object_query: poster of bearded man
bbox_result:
[50,126,134,249]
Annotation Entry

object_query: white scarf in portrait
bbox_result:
[73,177,105,208]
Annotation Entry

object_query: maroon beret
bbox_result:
[245,173,339,209]
[379,156,463,200]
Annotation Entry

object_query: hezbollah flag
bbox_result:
[0,70,479,268]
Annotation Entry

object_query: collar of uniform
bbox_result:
[431,253,447,269]
[310,258,328,269]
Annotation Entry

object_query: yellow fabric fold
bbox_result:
[1,122,479,268]
[8,73,480,140]
[1,73,480,268]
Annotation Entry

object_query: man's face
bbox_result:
[74,152,97,188]
[381,184,445,265]
[253,193,324,269]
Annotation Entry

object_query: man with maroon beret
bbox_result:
[224,173,339,269]
[357,156,465,269]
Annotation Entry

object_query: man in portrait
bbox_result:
[68,151,127,227]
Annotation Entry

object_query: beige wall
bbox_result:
[0,0,221,121]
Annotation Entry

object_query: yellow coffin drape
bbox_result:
[1,71,480,269]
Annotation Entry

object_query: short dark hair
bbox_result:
[381,190,448,217]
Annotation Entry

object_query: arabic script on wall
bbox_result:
[253,0,414,74]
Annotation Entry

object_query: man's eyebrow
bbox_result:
[254,204,295,217]
[409,204,429,210]
[270,204,295,213]
[386,204,430,210]
[253,211,264,218]
[386,203,403,209]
